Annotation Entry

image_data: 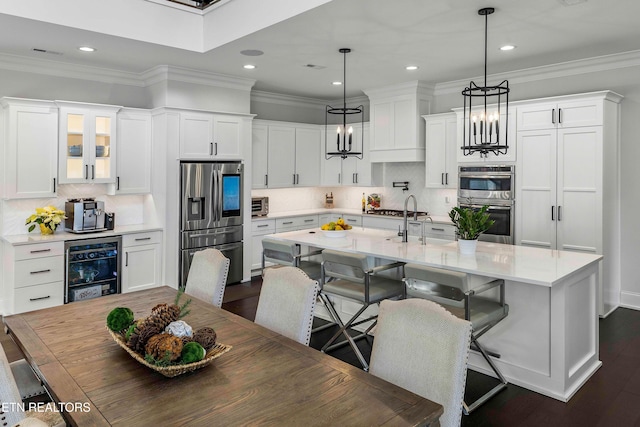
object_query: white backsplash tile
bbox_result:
[1,184,145,236]
[251,163,457,217]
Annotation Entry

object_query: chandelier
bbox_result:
[462,7,510,157]
[325,48,364,160]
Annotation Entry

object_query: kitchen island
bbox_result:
[266,227,602,402]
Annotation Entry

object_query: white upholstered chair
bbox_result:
[369,299,472,427]
[254,266,320,346]
[1,343,59,427]
[403,264,509,413]
[261,238,322,281]
[184,248,230,308]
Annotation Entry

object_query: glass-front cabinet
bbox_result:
[57,102,121,184]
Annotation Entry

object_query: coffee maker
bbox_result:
[65,198,106,233]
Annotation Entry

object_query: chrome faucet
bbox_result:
[402,194,418,242]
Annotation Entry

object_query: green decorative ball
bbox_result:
[181,341,206,364]
[107,307,134,332]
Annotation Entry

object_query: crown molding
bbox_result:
[141,65,256,91]
[363,80,436,99]
[0,52,144,87]
[251,90,369,110]
[435,49,640,96]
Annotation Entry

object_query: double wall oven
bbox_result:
[458,165,515,244]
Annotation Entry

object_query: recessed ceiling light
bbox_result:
[243,64,256,70]
[78,46,96,52]
[332,81,342,86]
[500,45,516,51]
[240,49,264,56]
[406,65,419,71]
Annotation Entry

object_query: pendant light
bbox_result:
[326,48,364,160]
[462,7,510,157]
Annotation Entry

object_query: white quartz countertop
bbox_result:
[1,224,163,246]
[253,208,453,225]
[266,227,602,287]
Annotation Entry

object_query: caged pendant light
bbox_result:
[325,48,364,160]
[462,7,510,157]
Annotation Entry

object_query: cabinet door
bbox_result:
[180,112,214,159]
[113,110,151,194]
[556,126,602,253]
[425,117,448,188]
[122,244,161,293]
[370,101,392,151]
[341,123,371,186]
[213,115,242,158]
[557,100,603,128]
[295,127,321,186]
[517,102,558,132]
[252,124,269,189]
[515,129,557,249]
[3,102,58,198]
[322,156,342,186]
[266,126,296,188]
[58,106,117,184]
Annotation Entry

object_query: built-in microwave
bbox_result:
[251,197,269,217]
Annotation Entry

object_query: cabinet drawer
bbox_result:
[14,241,64,261]
[123,231,162,247]
[251,219,276,235]
[14,281,64,314]
[424,224,456,240]
[342,215,362,226]
[276,215,318,231]
[15,256,64,288]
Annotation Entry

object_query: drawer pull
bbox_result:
[282,221,293,225]
[257,224,270,228]
[347,219,357,222]
[431,227,445,231]
[29,295,51,302]
[304,219,314,223]
[30,269,51,275]
[134,237,152,241]
[30,249,52,254]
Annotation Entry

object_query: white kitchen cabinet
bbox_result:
[362,215,403,232]
[57,101,120,184]
[454,107,516,163]
[323,123,373,186]
[179,111,244,160]
[364,81,431,163]
[251,123,269,189]
[1,98,58,199]
[122,231,162,293]
[3,241,65,314]
[319,213,362,228]
[424,113,457,188]
[517,98,603,131]
[108,108,152,195]
[254,120,321,189]
[515,91,622,316]
[423,223,456,240]
[251,218,276,272]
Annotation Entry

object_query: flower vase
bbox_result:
[39,224,54,235]
[458,238,477,255]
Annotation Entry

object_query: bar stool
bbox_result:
[262,237,322,281]
[320,249,405,371]
[403,264,509,414]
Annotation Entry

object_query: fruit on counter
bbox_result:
[321,218,352,231]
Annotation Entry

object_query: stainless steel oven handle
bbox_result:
[459,204,511,210]
[459,173,513,178]
[189,230,238,238]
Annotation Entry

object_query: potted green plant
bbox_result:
[448,205,495,254]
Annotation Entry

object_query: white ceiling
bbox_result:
[1,0,639,100]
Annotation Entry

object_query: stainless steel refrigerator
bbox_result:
[180,161,243,288]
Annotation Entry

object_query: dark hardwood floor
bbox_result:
[2,281,639,426]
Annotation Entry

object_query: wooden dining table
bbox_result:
[3,286,443,426]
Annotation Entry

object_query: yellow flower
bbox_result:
[25,206,67,233]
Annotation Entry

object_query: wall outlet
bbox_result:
[445,196,450,204]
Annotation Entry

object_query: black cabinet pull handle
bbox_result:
[30,249,51,254]
[441,173,444,185]
[257,224,269,228]
[551,206,555,221]
[30,295,51,302]
[134,237,152,241]
[53,178,56,192]
[558,108,562,124]
[293,174,296,185]
[431,227,445,232]
[85,164,88,179]
[338,173,341,184]
[91,165,95,179]
[30,269,51,275]
[264,175,268,186]
[126,252,129,267]
[209,142,213,155]
[445,173,449,185]
[215,142,218,156]
[552,109,556,124]
[558,205,562,221]
[117,176,120,190]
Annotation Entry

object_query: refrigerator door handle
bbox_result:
[212,167,218,224]
[217,168,223,223]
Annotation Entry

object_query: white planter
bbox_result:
[458,238,477,255]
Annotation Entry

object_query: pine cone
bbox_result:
[145,333,183,361]
[145,304,181,332]
[135,325,162,353]
[193,327,217,351]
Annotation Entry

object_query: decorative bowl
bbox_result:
[322,229,347,238]
[107,327,232,378]
[68,145,82,157]
[96,146,109,157]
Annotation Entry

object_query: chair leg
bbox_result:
[319,294,371,371]
[463,334,508,415]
